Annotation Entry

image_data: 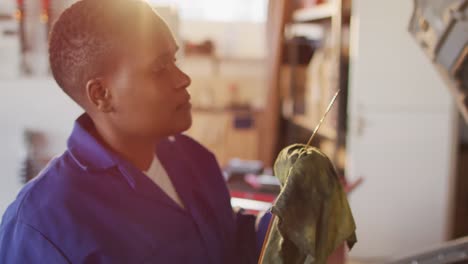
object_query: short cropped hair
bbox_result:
[48,0,156,104]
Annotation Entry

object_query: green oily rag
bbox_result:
[260,144,357,264]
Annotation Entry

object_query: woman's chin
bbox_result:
[174,114,193,134]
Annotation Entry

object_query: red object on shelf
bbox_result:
[41,0,51,9]
[340,176,364,194]
[41,0,50,16]
[300,0,327,8]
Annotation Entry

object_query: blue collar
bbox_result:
[67,114,138,188]
[67,114,116,170]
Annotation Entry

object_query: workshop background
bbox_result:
[0,0,466,263]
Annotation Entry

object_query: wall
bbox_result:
[0,78,82,215]
[346,0,458,260]
[180,20,266,59]
[178,20,268,109]
[0,2,14,14]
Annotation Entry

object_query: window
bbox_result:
[147,0,268,22]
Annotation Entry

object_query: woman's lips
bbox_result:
[176,93,191,110]
[177,100,192,110]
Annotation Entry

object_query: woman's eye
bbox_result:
[152,58,176,76]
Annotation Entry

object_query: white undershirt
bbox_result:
[144,155,185,209]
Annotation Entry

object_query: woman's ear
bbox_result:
[85,78,113,113]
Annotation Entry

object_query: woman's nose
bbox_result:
[174,67,191,90]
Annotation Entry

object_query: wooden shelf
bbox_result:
[285,23,325,40]
[287,114,337,141]
[184,53,266,63]
[293,3,336,22]
[0,14,13,21]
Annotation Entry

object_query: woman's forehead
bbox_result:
[136,29,177,58]
[121,12,177,55]
[116,30,177,71]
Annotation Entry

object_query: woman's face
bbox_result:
[103,12,192,139]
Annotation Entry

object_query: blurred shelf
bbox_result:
[293,3,336,22]
[285,23,325,40]
[286,114,337,141]
[0,14,13,21]
[184,53,266,63]
[230,197,272,212]
[214,56,266,64]
[192,106,263,114]
[183,54,266,75]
